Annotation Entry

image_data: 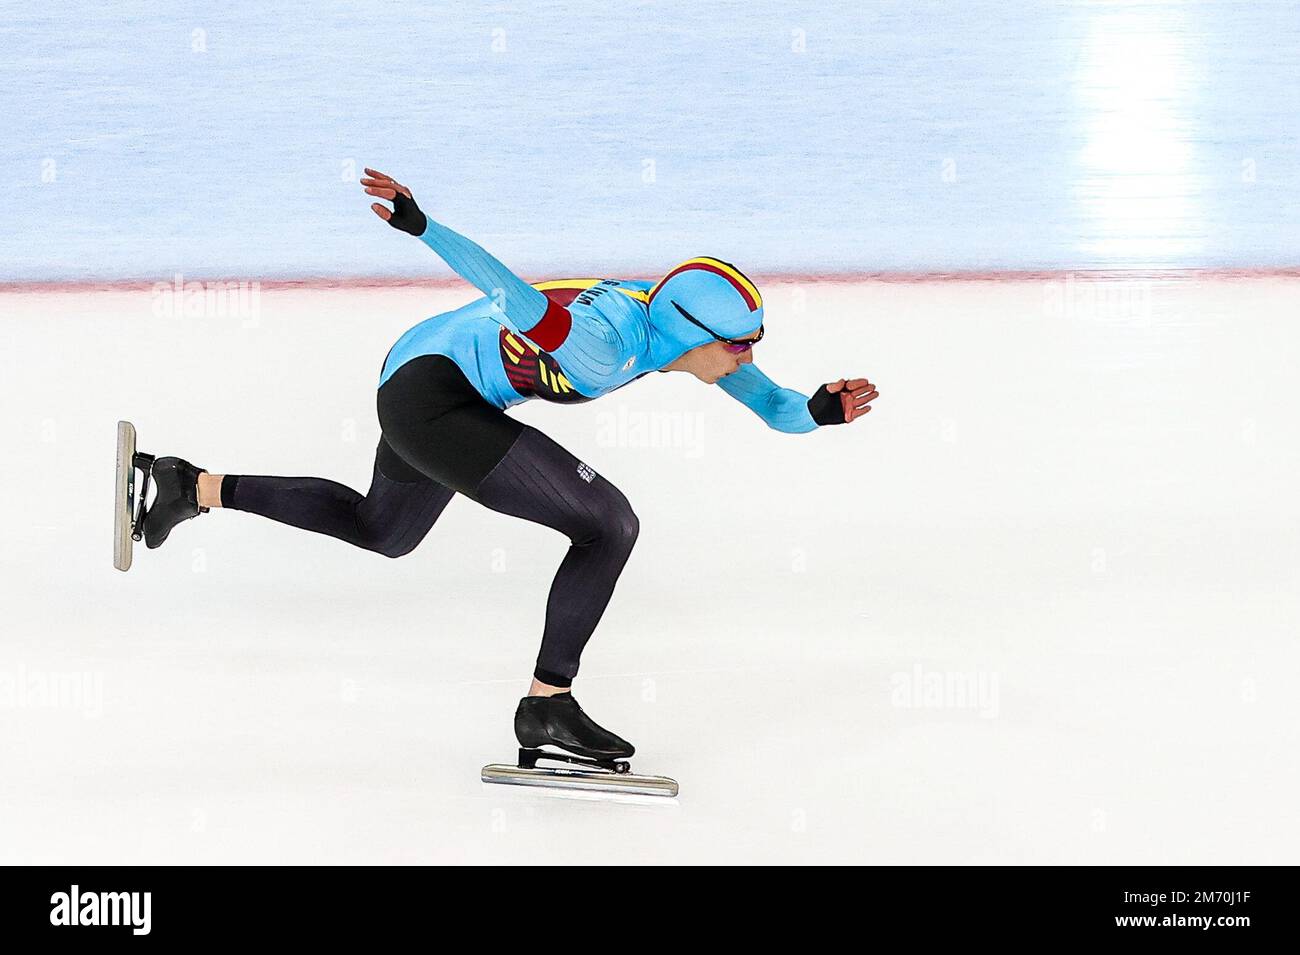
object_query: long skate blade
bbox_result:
[114,420,137,572]
[481,764,679,798]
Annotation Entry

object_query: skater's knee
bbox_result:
[575,492,639,552]
[374,538,417,559]
[613,504,639,549]
[361,525,418,558]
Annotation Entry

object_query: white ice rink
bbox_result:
[2,276,1297,864]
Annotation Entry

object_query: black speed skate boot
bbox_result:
[483,693,676,796]
[140,456,209,549]
[515,692,635,761]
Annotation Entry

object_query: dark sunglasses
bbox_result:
[672,301,764,352]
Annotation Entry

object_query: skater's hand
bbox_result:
[807,377,878,425]
[361,168,427,236]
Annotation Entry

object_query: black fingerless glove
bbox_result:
[387,191,428,237]
[806,384,846,425]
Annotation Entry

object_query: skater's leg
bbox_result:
[378,354,640,760]
[216,438,455,558]
[378,356,639,688]
[471,426,640,689]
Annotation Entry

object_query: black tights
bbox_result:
[220,356,639,687]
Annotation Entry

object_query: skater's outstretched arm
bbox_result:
[362,168,548,331]
[716,363,878,432]
[716,363,818,433]
[363,169,630,380]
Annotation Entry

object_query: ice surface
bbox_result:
[1,276,1296,863]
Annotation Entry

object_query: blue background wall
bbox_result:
[2,0,1298,280]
